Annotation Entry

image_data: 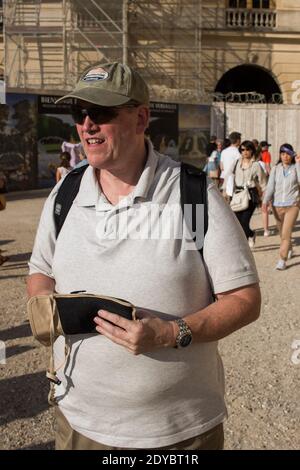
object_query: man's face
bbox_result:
[73,100,148,170]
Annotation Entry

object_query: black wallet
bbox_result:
[55,293,136,335]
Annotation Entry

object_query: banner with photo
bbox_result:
[0,93,37,191]
[178,104,211,169]
[37,95,82,188]
[147,102,179,161]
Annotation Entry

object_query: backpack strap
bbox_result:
[54,163,89,238]
[180,163,208,258]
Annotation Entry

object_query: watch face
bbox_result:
[180,334,192,347]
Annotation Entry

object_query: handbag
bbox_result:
[27,293,136,405]
[230,187,250,212]
[0,194,6,211]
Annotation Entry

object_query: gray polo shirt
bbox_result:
[29,142,258,448]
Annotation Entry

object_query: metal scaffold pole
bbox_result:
[122,0,128,65]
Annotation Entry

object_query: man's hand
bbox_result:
[93,309,176,355]
[94,283,261,353]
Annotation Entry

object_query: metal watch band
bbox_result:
[175,318,192,348]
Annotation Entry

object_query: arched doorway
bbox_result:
[215,64,282,103]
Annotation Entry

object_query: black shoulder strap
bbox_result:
[54,163,89,238]
[180,163,208,258]
[233,158,239,175]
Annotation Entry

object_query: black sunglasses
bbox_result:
[241,147,251,151]
[70,103,139,125]
[70,105,119,125]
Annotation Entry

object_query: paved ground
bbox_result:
[0,190,299,450]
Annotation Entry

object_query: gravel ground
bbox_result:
[0,190,299,450]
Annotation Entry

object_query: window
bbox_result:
[253,0,270,8]
[229,0,247,7]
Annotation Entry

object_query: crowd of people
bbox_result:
[204,133,300,270]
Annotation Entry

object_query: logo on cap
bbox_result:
[82,67,109,82]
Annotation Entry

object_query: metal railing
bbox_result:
[211,91,283,104]
[226,8,276,29]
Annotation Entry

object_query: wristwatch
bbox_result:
[174,318,193,348]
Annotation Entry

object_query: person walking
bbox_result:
[262,143,300,270]
[257,141,272,237]
[56,152,73,182]
[27,62,261,450]
[220,132,241,198]
[231,140,267,248]
[204,139,222,185]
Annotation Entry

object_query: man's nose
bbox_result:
[81,115,98,132]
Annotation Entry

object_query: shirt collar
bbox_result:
[131,139,159,202]
[75,139,159,208]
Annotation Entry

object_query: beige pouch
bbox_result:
[27,295,64,347]
[27,293,136,405]
[27,295,69,405]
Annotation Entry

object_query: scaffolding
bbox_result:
[0,0,3,78]
[4,0,203,102]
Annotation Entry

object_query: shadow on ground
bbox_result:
[7,253,31,263]
[0,322,32,341]
[0,371,49,426]
[0,252,32,272]
[18,441,55,450]
[6,345,36,359]
[0,240,15,247]
[0,274,27,280]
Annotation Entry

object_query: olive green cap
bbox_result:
[56,62,149,107]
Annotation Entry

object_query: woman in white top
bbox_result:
[231,140,267,247]
[262,143,300,270]
[56,152,73,183]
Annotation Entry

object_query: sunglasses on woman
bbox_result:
[241,147,251,152]
[70,103,139,125]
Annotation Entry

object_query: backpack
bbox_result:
[54,162,208,258]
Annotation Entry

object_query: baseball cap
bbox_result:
[56,62,149,107]
[260,141,271,147]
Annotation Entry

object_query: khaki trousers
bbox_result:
[272,205,299,260]
[55,407,224,451]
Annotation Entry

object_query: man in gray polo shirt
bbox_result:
[27,62,261,450]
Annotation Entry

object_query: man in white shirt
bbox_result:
[27,64,260,450]
[220,132,241,196]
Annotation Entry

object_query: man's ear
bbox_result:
[136,106,150,134]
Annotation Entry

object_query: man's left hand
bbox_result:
[93,309,176,355]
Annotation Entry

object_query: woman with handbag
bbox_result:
[230,140,267,248]
[262,143,300,270]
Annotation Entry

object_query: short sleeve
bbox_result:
[203,182,259,294]
[28,183,62,277]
